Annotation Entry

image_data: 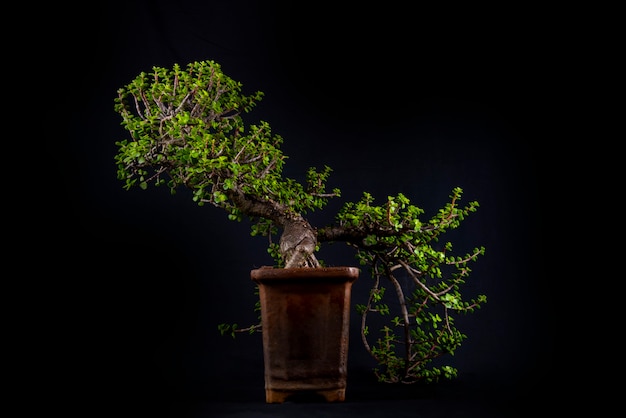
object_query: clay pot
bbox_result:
[251,266,359,403]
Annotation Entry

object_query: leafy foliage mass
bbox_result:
[342,190,486,383]
[114,60,486,384]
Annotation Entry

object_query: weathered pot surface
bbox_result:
[251,266,359,403]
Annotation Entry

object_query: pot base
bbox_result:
[266,388,345,403]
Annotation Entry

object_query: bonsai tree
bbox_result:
[114,60,486,384]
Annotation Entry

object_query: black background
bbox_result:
[47,1,567,417]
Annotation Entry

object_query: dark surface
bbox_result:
[40,1,575,416]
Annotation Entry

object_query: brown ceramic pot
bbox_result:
[251,266,359,403]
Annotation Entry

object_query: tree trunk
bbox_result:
[279,218,320,268]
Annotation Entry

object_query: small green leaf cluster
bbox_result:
[218,288,262,337]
